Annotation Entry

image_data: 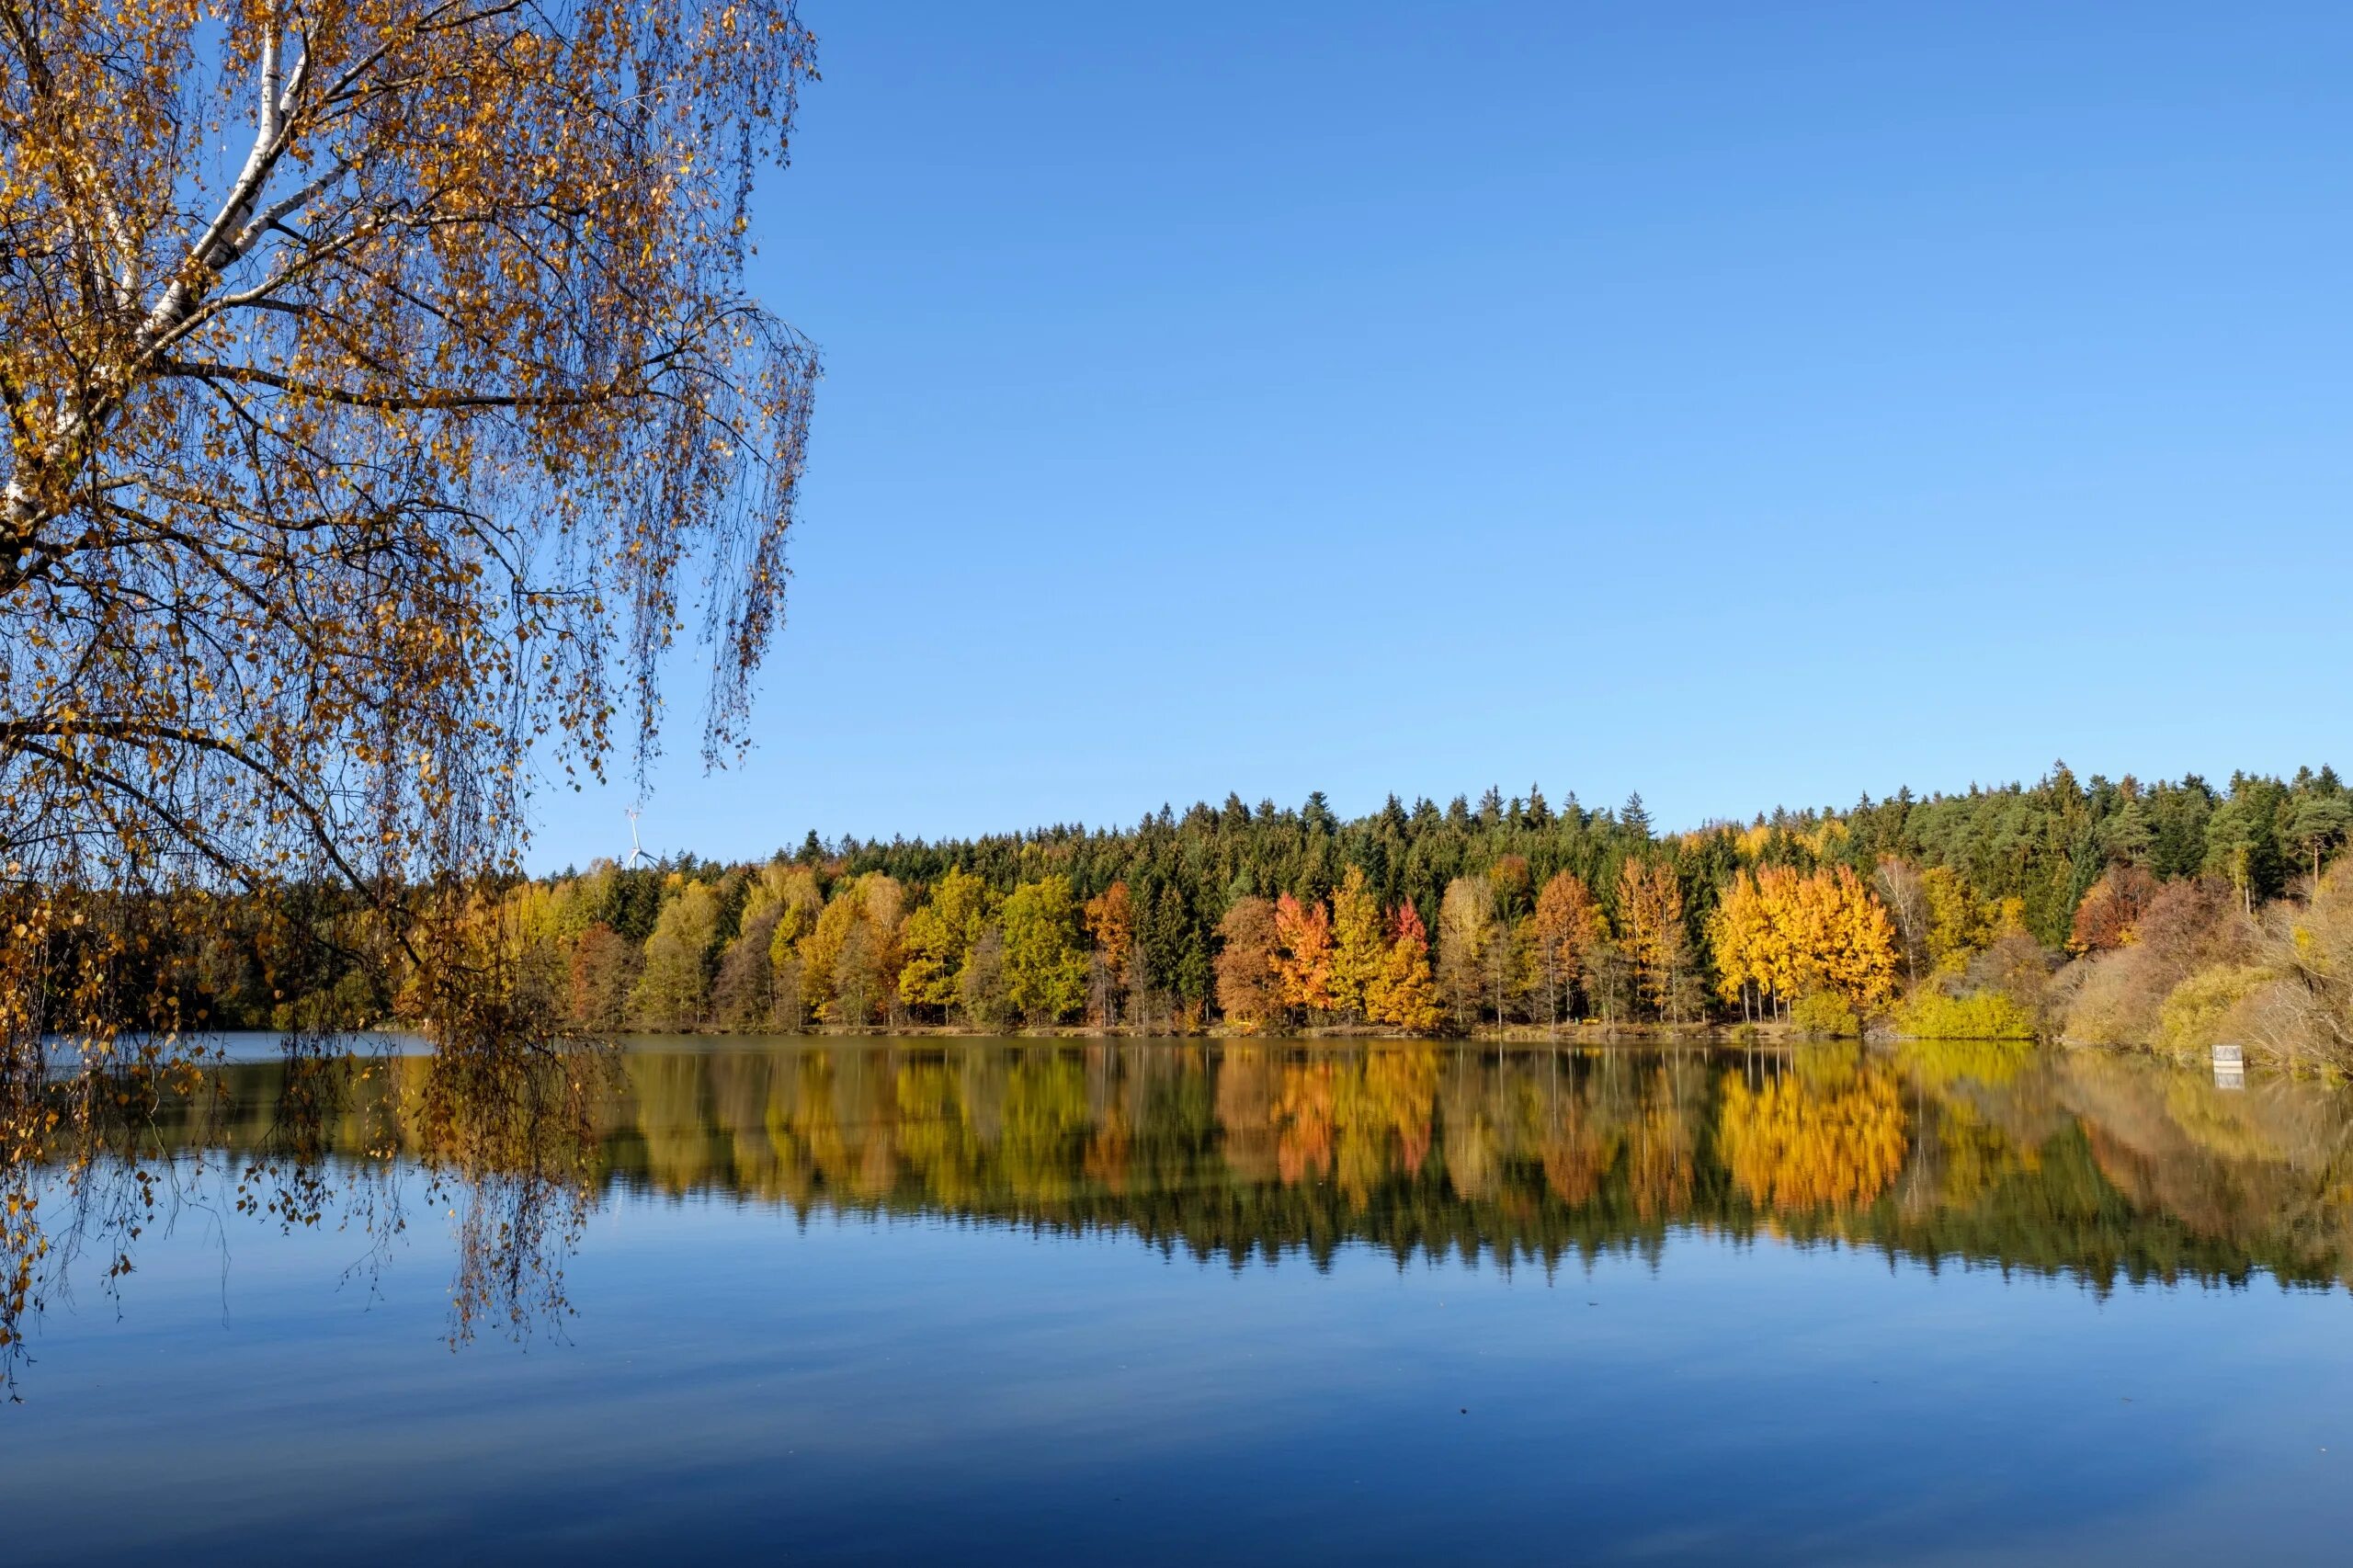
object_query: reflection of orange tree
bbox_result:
[1719,1055,1908,1211]
[1276,1050,1440,1206]
[1001,1058,1090,1204]
[1215,1048,1279,1184]
[1540,1085,1622,1208]
[1084,1102,1132,1194]
[1630,1067,1697,1219]
[1275,1062,1336,1185]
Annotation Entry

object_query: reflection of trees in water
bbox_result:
[0,1031,608,1392]
[557,1040,2353,1295]
[17,1036,2353,1392]
[1719,1048,1909,1212]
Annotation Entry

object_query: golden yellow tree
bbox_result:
[898,866,992,1020]
[1818,865,1899,1007]
[1327,867,1385,1023]
[801,874,905,1027]
[1708,870,1769,1019]
[1750,865,1804,1008]
[1434,875,1491,1028]
[1724,863,1898,1017]
[1366,903,1444,1035]
[1923,866,1991,973]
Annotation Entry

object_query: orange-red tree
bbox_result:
[1084,880,1134,1025]
[2068,865,2158,954]
[1271,892,1335,1022]
[1529,870,1605,1028]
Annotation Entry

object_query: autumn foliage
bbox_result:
[1718,1053,1908,1211]
[1270,892,1336,1020]
[1711,865,1900,1018]
[3,0,820,1061]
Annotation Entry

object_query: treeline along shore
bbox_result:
[166,765,2353,1067]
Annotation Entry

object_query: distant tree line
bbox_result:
[155,764,2353,1062]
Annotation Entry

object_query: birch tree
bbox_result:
[1,0,820,1053]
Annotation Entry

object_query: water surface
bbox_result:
[6,1037,2353,1564]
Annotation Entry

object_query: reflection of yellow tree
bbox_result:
[2162,1076,2277,1165]
[1897,1037,2029,1090]
[1318,1048,1445,1207]
[1334,1105,1389,1209]
[1364,1049,1439,1177]
[1445,1111,1500,1202]
[783,1051,847,1196]
[895,1062,983,1209]
[1001,1059,1088,1204]
[855,1119,902,1200]
[1928,1096,2029,1212]
[624,1051,719,1196]
[1720,1057,1908,1211]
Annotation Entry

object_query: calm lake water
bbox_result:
[7,1035,2353,1564]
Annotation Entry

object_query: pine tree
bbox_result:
[1621,791,1653,840]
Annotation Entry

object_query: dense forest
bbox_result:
[187,764,2353,1065]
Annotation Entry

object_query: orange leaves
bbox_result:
[1224,878,1439,1035]
[1528,869,1605,1024]
[1213,896,1280,1030]
[1270,892,1335,1018]
[1532,870,1604,971]
[1082,881,1133,988]
[2069,864,2159,955]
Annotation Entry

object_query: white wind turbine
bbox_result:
[624,808,650,869]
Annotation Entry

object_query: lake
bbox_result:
[6,1035,2353,1564]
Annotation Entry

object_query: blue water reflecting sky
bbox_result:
[9,1171,2350,1565]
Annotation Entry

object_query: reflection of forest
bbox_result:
[140,1041,2353,1291]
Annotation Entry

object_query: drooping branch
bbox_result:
[0,0,821,1069]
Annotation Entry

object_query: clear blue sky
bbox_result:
[532,0,2353,872]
